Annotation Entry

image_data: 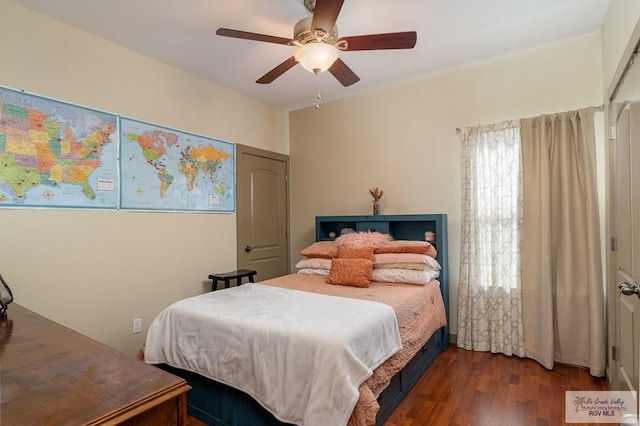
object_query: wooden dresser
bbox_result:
[0,304,190,425]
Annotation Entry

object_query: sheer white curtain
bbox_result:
[457,120,525,357]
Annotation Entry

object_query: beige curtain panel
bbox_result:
[520,107,605,376]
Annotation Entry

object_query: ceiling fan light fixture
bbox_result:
[294,43,339,74]
[217,0,416,87]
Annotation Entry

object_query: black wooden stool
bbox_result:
[208,269,257,291]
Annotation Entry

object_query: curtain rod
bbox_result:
[455,104,605,134]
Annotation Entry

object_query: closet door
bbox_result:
[611,53,640,398]
[613,102,638,393]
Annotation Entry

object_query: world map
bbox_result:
[0,87,118,208]
[120,118,235,212]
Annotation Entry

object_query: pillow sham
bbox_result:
[327,258,374,288]
[337,246,374,260]
[295,257,332,270]
[371,268,440,285]
[374,240,437,258]
[373,253,441,269]
[335,231,392,248]
[300,241,339,259]
[374,262,437,271]
[298,268,330,276]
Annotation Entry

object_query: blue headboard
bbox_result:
[315,214,449,348]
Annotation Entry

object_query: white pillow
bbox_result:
[371,268,440,285]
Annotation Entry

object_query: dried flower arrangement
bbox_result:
[369,186,384,215]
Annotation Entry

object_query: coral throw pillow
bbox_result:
[374,241,437,258]
[300,241,339,259]
[327,258,374,288]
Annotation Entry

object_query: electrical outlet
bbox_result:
[132,318,142,334]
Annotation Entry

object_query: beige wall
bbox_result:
[290,33,604,338]
[1,0,617,359]
[602,0,640,94]
[0,0,288,356]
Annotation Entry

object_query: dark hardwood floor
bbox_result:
[386,345,608,426]
[186,344,609,426]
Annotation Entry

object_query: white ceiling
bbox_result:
[13,0,609,111]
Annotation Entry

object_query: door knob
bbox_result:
[618,281,640,297]
[244,245,253,253]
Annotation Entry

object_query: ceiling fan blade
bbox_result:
[311,0,344,34]
[216,28,293,46]
[256,57,299,84]
[328,58,360,87]
[338,31,417,51]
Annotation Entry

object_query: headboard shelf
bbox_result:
[316,214,444,246]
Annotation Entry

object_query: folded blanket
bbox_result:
[263,274,448,426]
[144,283,402,426]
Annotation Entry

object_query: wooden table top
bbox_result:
[0,304,189,426]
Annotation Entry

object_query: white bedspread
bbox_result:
[144,283,402,426]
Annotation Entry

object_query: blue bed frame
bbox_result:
[160,214,449,426]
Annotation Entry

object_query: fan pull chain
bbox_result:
[315,71,321,110]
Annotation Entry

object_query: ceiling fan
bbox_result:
[216,0,417,87]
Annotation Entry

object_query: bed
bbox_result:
[145,214,449,426]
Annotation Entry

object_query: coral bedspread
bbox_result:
[145,274,447,426]
[262,274,447,426]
